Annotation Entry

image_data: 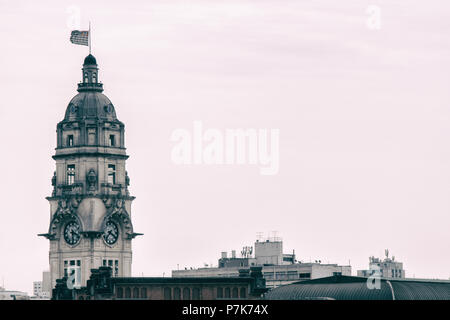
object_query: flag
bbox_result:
[70,30,89,46]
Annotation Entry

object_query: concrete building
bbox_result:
[39,54,141,294]
[172,238,351,289]
[42,271,52,297]
[357,249,405,279]
[33,281,42,297]
[32,271,52,299]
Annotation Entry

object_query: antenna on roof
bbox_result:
[256,232,264,242]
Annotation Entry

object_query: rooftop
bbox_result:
[264,275,450,300]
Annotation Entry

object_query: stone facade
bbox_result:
[39,55,141,294]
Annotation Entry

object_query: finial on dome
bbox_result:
[84,54,97,65]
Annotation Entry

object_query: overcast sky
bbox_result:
[0,0,449,294]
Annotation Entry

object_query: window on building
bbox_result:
[114,260,119,277]
[299,273,311,279]
[107,164,116,184]
[163,287,172,300]
[224,288,231,298]
[182,288,190,300]
[275,272,287,280]
[173,288,181,300]
[125,287,131,299]
[240,287,247,299]
[67,164,75,185]
[84,73,88,83]
[217,287,223,299]
[117,287,123,299]
[92,73,97,83]
[232,287,238,298]
[192,288,200,300]
[141,288,147,299]
[263,272,274,280]
[109,135,115,147]
[102,259,119,277]
[133,287,139,299]
[67,135,74,147]
[63,259,81,287]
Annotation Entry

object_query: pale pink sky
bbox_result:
[0,0,449,294]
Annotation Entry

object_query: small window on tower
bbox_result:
[114,260,119,277]
[67,165,75,185]
[109,135,115,147]
[108,164,116,184]
[84,73,88,83]
[92,73,97,83]
[67,135,74,147]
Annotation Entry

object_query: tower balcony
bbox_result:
[101,183,126,196]
[55,183,84,197]
[53,146,129,160]
[77,82,104,92]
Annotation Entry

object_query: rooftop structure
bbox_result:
[173,238,351,289]
[357,249,405,279]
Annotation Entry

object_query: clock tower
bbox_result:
[40,54,141,292]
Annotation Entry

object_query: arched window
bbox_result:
[192,288,200,300]
[240,287,247,299]
[225,288,231,298]
[141,288,147,299]
[133,287,140,299]
[183,287,190,300]
[125,287,131,299]
[173,287,181,300]
[232,287,238,298]
[217,287,223,299]
[117,287,123,299]
[84,73,88,83]
[164,287,172,300]
[92,73,97,83]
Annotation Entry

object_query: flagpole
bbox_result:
[89,21,91,54]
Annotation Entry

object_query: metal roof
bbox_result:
[264,276,450,300]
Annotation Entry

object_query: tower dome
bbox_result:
[64,92,117,121]
[63,55,118,121]
[84,54,97,65]
[56,55,125,150]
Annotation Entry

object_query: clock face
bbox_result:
[64,221,81,245]
[103,221,119,245]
